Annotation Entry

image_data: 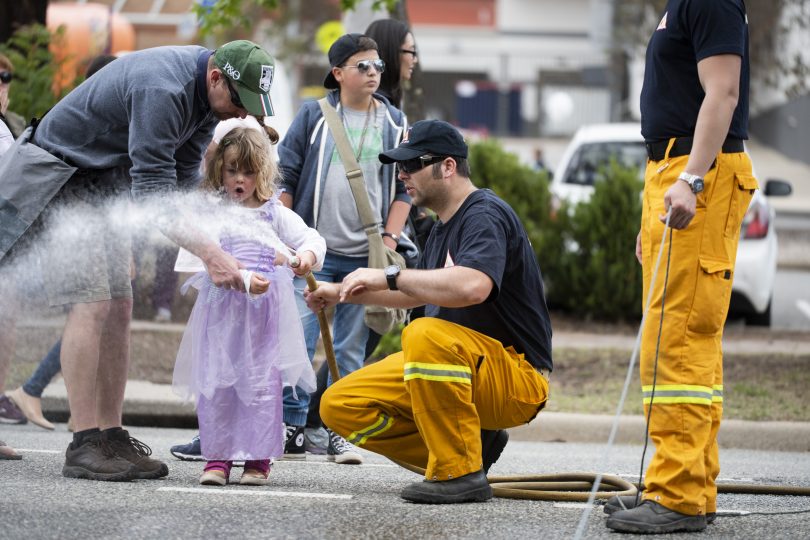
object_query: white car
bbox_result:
[549,123,792,326]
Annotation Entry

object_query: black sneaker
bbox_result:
[326,429,363,465]
[605,494,717,524]
[62,432,139,482]
[105,429,169,480]
[170,435,204,461]
[0,395,26,425]
[283,424,306,460]
[481,429,508,474]
[606,500,707,534]
[401,469,492,504]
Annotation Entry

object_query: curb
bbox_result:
[508,412,810,453]
[39,379,810,453]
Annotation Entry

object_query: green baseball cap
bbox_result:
[214,40,276,116]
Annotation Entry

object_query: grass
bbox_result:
[546,348,810,422]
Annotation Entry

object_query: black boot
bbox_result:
[400,469,492,504]
[481,429,508,474]
[605,494,716,524]
[606,500,707,534]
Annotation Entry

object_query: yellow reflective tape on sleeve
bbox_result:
[403,362,472,384]
[642,384,713,406]
[348,413,394,446]
[712,385,724,403]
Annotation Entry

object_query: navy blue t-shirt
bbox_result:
[640,0,749,141]
[418,189,553,372]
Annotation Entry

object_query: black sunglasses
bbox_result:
[0,71,12,84]
[225,77,244,109]
[397,155,447,174]
[341,59,385,74]
[400,48,418,58]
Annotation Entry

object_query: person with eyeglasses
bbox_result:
[277,33,409,465]
[364,19,418,108]
[308,120,553,504]
[0,40,277,482]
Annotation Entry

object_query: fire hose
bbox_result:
[302,251,810,508]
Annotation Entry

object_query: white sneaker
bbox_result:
[154,308,172,323]
[326,429,363,465]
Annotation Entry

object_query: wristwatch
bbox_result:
[678,172,704,194]
[384,264,401,290]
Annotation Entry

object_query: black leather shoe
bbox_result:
[401,469,492,504]
[481,429,508,474]
[606,500,707,534]
[605,494,716,524]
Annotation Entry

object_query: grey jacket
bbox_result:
[278,90,408,228]
[33,45,217,198]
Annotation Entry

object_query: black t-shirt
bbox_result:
[640,0,749,141]
[418,189,553,372]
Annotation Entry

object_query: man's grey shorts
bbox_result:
[39,168,132,306]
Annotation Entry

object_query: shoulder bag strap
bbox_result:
[318,98,381,242]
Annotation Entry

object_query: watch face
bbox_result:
[385,265,400,277]
[693,179,705,193]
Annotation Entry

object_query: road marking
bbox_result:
[15,449,61,454]
[554,503,595,509]
[275,460,396,469]
[157,487,352,499]
[796,299,810,321]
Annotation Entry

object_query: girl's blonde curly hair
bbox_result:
[203,125,280,203]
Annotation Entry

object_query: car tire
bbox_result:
[744,298,772,327]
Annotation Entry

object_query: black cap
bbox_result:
[379,120,468,163]
[324,33,367,89]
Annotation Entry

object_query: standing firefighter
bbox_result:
[606,0,756,534]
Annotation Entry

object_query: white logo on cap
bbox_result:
[259,65,274,93]
[223,62,241,80]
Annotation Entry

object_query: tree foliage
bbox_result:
[193,0,401,36]
[0,24,79,123]
[614,0,809,103]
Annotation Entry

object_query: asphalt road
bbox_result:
[3,424,810,539]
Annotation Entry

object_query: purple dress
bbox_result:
[173,201,315,461]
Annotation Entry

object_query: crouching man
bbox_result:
[307,120,553,503]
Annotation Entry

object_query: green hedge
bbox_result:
[468,140,643,321]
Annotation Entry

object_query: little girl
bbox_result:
[173,126,324,486]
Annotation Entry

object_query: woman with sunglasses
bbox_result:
[364,19,418,108]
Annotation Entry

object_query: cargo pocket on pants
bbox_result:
[724,173,758,238]
[687,257,734,335]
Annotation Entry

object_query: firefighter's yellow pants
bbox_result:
[639,141,757,516]
[321,317,549,480]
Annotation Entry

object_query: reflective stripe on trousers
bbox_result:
[639,141,757,516]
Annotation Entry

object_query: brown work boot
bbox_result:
[104,429,169,480]
[62,432,139,481]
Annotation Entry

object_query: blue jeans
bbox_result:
[23,340,62,398]
[282,252,369,427]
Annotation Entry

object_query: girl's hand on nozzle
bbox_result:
[249,274,270,295]
[289,251,316,276]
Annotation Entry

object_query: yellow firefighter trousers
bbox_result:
[321,317,549,481]
[639,140,758,516]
